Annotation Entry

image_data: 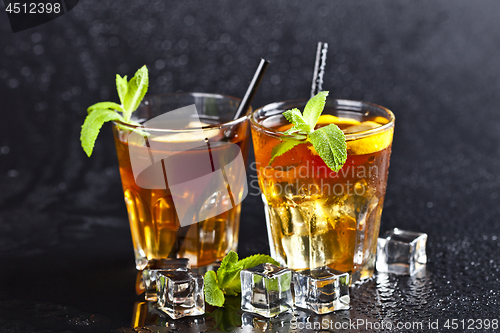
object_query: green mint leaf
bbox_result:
[204,252,281,307]
[87,101,123,114]
[308,123,347,172]
[82,66,149,158]
[283,108,311,133]
[283,127,299,135]
[268,139,305,166]
[223,255,281,294]
[208,296,242,332]
[204,270,225,307]
[116,74,128,106]
[80,109,124,157]
[302,91,329,129]
[217,251,239,290]
[123,65,149,121]
[236,254,280,270]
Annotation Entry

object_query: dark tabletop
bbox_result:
[1,1,500,332]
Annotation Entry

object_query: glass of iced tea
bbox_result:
[113,93,250,270]
[250,99,395,283]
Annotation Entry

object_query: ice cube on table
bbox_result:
[376,228,427,275]
[142,258,190,301]
[293,266,350,314]
[156,269,204,319]
[240,263,293,318]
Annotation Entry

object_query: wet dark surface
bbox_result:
[2,0,500,332]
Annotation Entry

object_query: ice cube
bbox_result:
[142,258,190,301]
[156,269,204,319]
[240,263,293,318]
[376,228,428,275]
[293,266,350,314]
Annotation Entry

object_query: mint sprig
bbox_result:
[203,251,280,307]
[269,91,347,172]
[80,65,149,157]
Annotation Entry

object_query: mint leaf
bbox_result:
[302,90,329,128]
[81,66,149,158]
[208,296,242,332]
[116,74,128,105]
[309,123,347,172]
[87,101,123,114]
[204,270,225,307]
[236,254,280,270]
[268,139,305,166]
[223,254,281,293]
[80,109,124,157]
[217,251,239,290]
[203,252,281,307]
[283,108,311,133]
[123,65,148,121]
[269,91,347,172]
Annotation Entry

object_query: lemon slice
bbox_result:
[316,114,361,127]
[347,128,393,155]
[153,121,219,143]
[371,116,389,125]
[343,121,381,133]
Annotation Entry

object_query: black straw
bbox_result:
[310,42,328,98]
[232,58,270,120]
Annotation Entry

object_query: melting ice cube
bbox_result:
[156,269,204,319]
[376,228,428,275]
[142,258,190,301]
[293,266,350,314]
[240,263,293,318]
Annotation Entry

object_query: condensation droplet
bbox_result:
[7,170,19,177]
[31,33,42,43]
[8,79,19,89]
[21,67,31,76]
[109,36,119,47]
[33,45,44,55]
[155,59,166,70]
[184,15,195,26]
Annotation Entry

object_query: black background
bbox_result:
[1,1,500,332]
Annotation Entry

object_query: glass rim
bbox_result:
[250,98,395,141]
[112,92,250,133]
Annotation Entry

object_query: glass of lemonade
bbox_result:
[250,98,395,282]
[113,93,250,270]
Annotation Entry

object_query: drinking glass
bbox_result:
[250,98,395,282]
[113,93,250,269]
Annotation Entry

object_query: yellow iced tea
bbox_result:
[251,100,394,282]
[113,118,249,269]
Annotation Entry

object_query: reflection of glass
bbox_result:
[251,99,395,283]
[130,301,206,330]
[113,93,250,269]
[129,297,242,331]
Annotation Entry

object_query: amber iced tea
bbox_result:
[113,93,250,269]
[251,99,394,282]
